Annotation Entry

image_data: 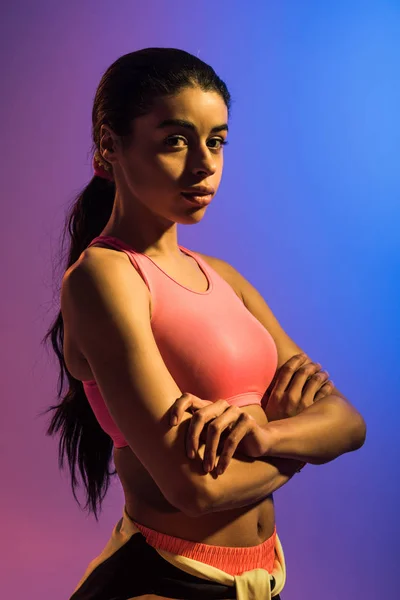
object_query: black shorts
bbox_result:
[69,528,281,599]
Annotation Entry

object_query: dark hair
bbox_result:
[39,48,231,521]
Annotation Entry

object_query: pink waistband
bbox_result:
[130,517,277,576]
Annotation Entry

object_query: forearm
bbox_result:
[264,394,367,464]
[196,443,304,516]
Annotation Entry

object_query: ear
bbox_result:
[99,124,121,166]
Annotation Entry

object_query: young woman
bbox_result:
[43,48,366,600]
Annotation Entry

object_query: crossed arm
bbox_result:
[199,254,367,466]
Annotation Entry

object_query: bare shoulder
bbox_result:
[63,244,150,311]
[61,245,152,357]
[63,243,132,283]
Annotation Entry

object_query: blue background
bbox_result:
[1,1,398,598]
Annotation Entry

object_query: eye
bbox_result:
[208,137,228,150]
[164,135,187,147]
[163,135,229,150]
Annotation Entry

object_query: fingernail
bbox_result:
[189,450,195,459]
[171,416,178,425]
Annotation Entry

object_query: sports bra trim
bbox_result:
[81,235,214,385]
[89,235,213,296]
[81,379,263,408]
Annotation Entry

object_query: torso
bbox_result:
[63,242,275,547]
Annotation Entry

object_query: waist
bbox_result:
[123,491,276,546]
[127,508,277,576]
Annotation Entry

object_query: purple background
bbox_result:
[1,1,399,598]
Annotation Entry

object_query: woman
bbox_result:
[43,48,366,600]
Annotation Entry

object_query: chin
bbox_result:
[176,213,205,225]
[169,204,209,224]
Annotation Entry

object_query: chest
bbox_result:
[63,252,242,381]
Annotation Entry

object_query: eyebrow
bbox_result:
[156,118,229,134]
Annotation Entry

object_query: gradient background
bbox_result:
[1,1,399,598]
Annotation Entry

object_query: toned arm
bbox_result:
[197,254,366,467]
[61,252,211,517]
[62,251,305,519]
[194,442,304,515]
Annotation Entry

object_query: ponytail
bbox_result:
[39,175,116,522]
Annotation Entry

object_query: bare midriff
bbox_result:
[113,402,276,548]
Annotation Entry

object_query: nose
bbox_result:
[191,147,218,177]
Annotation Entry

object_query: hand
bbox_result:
[262,353,335,421]
[169,394,270,475]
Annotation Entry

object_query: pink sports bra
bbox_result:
[81,235,278,448]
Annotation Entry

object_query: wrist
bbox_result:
[261,421,281,455]
[261,421,307,472]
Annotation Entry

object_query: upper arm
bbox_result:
[61,253,207,516]
[199,253,347,401]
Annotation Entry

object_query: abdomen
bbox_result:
[113,404,276,547]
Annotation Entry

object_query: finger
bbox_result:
[169,394,193,425]
[203,406,240,472]
[187,399,230,457]
[288,361,323,395]
[269,353,311,399]
[169,393,210,426]
[284,362,325,414]
[216,413,256,474]
[297,370,330,408]
[314,380,335,402]
[267,355,311,418]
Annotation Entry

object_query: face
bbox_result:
[103,86,228,225]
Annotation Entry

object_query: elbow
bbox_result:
[332,397,367,454]
[312,412,367,465]
[351,413,367,452]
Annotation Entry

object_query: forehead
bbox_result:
[141,86,228,130]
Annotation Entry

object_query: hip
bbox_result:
[70,504,285,600]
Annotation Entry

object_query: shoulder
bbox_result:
[64,244,130,281]
[62,247,151,325]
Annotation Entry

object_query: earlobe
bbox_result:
[99,138,116,167]
[99,125,119,165]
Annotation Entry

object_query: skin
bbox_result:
[67,87,365,600]
[99,85,228,257]
[90,86,282,546]
[69,86,365,599]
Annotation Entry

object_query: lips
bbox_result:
[182,186,215,195]
[181,192,213,206]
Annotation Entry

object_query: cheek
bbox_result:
[125,159,182,207]
[155,153,187,182]
[125,154,164,189]
[134,153,183,188]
